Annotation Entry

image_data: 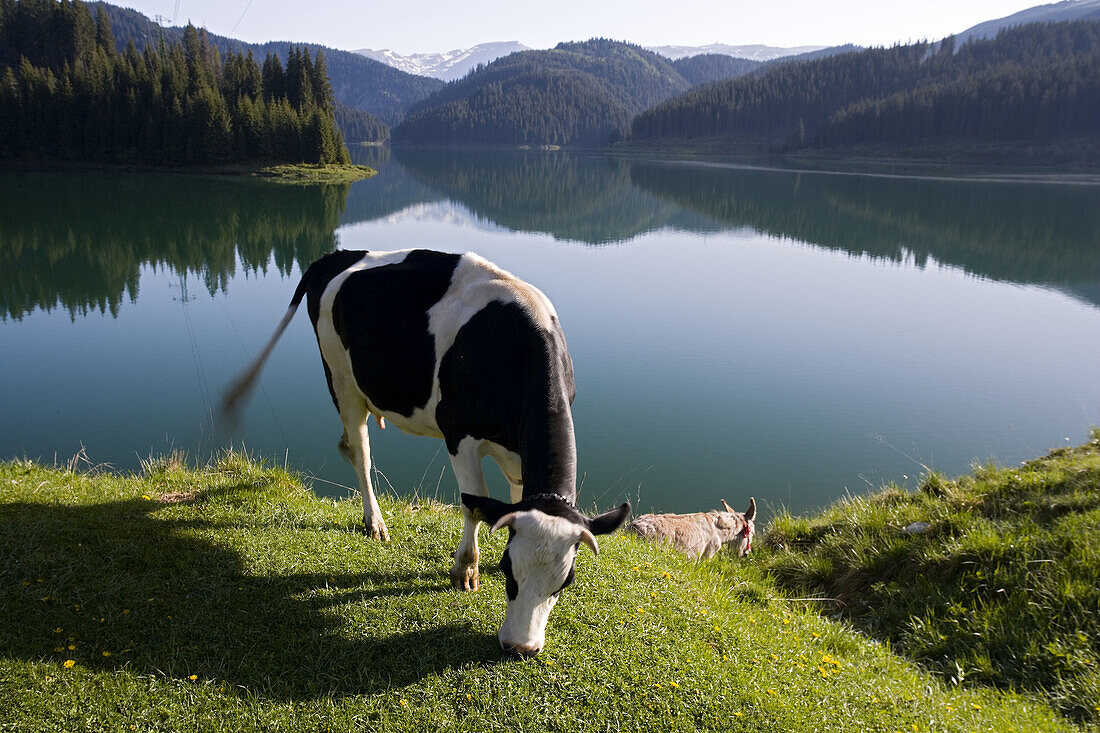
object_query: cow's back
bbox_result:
[303,250,575,482]
[327,250,462,417]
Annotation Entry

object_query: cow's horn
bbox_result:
[490,512,520,534]
[579,528,599,556]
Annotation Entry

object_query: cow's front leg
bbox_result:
[448,438,487,591]
[343,411,389,541]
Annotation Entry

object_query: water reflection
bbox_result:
[628,161,1100,306]
[4,154,1098,320]
[391,148,683,244]
[0,172,349,320]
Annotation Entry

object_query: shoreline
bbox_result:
[0,160,377,184]
[610,152,1100,186]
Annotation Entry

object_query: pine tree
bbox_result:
[94,5,114,52]
[0,12,351,167]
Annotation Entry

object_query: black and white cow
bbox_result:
[223,249,630,656]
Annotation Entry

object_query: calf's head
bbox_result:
[719,497,757,556]
[461,492,630,658]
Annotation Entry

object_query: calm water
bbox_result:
[2,149,1099,519]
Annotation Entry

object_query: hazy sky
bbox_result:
[116,0,1046,54]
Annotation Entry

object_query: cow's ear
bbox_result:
[744,497,756,522]
[587,502,631,536]
[461,493,513,526]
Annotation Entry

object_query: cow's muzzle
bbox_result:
[501,641,542,658]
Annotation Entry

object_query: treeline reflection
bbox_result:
[391,148,682,244]
[628,161,1100,295]
[0,172,348,320]
[3,153,1098,320]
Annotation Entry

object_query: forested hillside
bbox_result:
[394,39,731,147]
[671,54,761,85]
[630,21,1100,159]
[0,0,349,166]
[93,2,441,127]
[335,102,389,143]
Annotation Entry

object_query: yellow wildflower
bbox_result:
[63,660,75,668]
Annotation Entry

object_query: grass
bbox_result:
[254,163,377,183]
[0,448,1091,732]
[756,428,1100,726]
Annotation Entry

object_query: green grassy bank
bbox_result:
[1,442,1095,732]
[758,428,1100,726]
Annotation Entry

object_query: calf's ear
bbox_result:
[587,502,631,536]
[461,493,513,526]
[745,497,756,522]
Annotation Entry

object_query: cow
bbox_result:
[223,249,630,657]
[627,498,756,560]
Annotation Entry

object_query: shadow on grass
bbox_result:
[0,491,502,700]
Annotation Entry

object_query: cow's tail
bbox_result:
[220,272,312,426]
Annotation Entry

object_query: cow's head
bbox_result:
[719,497,757,556]
[461,492,630,658]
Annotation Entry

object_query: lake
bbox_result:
[2,149,1099,519]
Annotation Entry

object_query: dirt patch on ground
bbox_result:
[157,490,200,504]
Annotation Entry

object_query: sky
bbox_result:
[116,0,1048,54]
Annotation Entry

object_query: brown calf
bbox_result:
[627,498,756,560]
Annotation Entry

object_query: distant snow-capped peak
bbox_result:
[645,43,828,61]
[355,42,530,81]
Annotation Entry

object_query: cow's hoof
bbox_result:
[361,518,390,541]
[450,564,479,592]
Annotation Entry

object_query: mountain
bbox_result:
[334,103,389,143]
[954,0,1100,44]
[671,55,762,85]
[94,3,442,125]
[356,42,531,81]
[394,39,743,147]
[762,44,862,65]
[647,43,828,61]
[629,21,1100,161]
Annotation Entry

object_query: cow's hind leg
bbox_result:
[449,437,487,591]
[341,403,389,541]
